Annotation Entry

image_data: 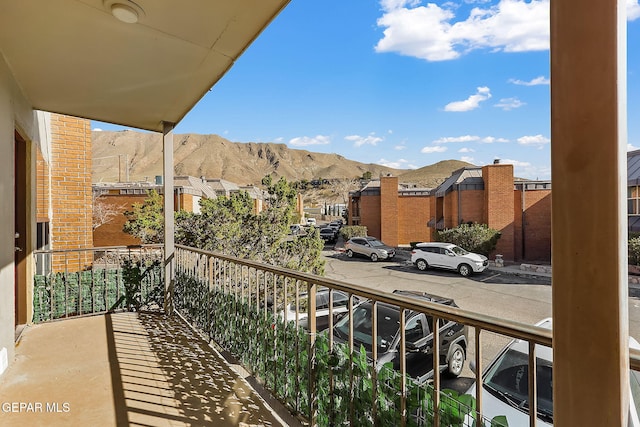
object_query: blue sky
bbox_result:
[94,0,640,180]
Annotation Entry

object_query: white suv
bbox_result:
[410,242,488,277]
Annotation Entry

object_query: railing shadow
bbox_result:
[105,311,284,426]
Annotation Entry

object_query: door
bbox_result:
[14,131,28,326]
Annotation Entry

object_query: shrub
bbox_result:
[340,225,367,240]
[436,223,501,256]
[630,236,640,266]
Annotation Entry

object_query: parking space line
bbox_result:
[479,273,501,282]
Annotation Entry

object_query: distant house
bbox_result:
[348,163,552,262]
[628,150,640,232]
[92,176,268,247]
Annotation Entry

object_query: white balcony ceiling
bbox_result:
[0,0,289,132]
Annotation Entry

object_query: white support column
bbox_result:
[551,0,628,425]
[162,122,175,312]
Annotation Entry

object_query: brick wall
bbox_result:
[514,189,552,262]
[380,177,399,245]
[444,192,456,229]
[93,194,145,247]
[177,193,194,213]
[483,164,515,260]
[49,115,93,271]
[35,149,49,222]
[458,190,484,225]
[398,196,431,245]
[359,194,381,239]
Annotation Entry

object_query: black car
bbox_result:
[332,290,468,383]
[319,227,337,243]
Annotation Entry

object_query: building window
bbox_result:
[36,221,51,275]
[630,186,640,215]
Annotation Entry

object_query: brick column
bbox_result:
[50,115,93,271]
[482,164,514,260]
[380,176,399,247]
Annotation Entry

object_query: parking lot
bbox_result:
[320,243,640,393]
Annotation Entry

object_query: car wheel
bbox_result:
[446,344,465,377]
[346,249,353,258]
[416,259,429,271]
[370,253,379,262]
[458,263,472,277]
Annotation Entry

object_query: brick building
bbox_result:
[93,177,270,247]
[348,164,552,262]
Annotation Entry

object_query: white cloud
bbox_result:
[444,87,491,112]
[630,0,640,20]
[93,128,103,132]
[509,76,550,86]
[376,0,550,61]
[517,134,550,147]
[629,143,640,152]
[421,145,448,154]
[345,133,384,147]
[495,97,526,111]
[460,156,476,163]
[274,137,284,143]
[481,136,510,143]
[434,135,480,143]
[289,135,331,147]
[502,159,531,167]
[376,0,640,62]
[395,144,407,150]
[458,147,475,153]
[376,158,417,169]
[380,0,420,11]
[501,158,551,179]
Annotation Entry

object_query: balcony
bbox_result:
[4,245,638,426]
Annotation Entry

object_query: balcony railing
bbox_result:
[32,245,164,322]
[174,245,555,427]
[32,244,640,426]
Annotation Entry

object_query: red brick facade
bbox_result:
[482,165,516,260]
[36,114,94,271]
[397,196,431,246]
[348,165,552,262]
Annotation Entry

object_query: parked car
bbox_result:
[319,227,337,243]
[332,290,468,383]
[306,217,317,226]
[289,224,302,235]
[283,288,361,331]
[465,318,640,426]
[410,242,488,276]
[344,236,395,262]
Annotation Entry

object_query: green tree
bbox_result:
[178,177,324,275]
[436,223,501,256]
[122,190,164,243]
[125,178,325,275]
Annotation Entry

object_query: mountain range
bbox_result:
[92,130,474,188]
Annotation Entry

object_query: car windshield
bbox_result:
[334,302,399,353]
[450,245,469,255]
[630,370,640,424]
[483,348,554,422]
[368,239,386,247]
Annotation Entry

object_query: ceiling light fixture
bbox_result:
[105,1,145,24]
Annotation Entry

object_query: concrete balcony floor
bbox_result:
[0,312,291,426]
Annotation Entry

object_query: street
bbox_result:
[321,246,640,393]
